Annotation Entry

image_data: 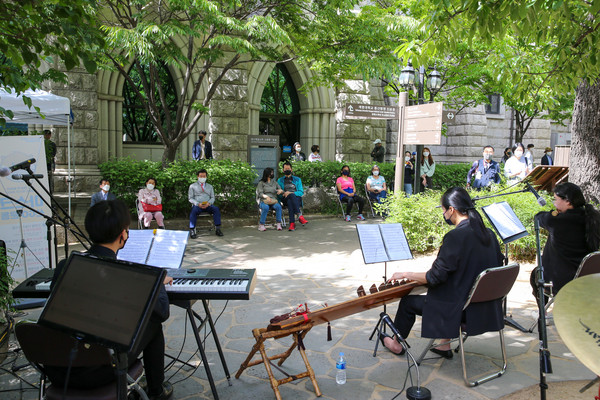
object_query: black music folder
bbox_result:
[356,224,413,264]
[117,229,189,269]
[481,201,529,244]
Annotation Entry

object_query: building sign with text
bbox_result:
[344,103,399,120]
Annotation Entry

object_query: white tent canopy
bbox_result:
[0,88,74,213]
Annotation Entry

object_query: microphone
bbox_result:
[0,158,36,176]
[525,181,547,206]
[12,173,44,180]
[380,313,407,348]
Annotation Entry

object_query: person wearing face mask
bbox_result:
[188,169,223,238]
[256,167,284,231]
[336,165,366,222]
[277,161,307,231]
[380,187,504,358]
[371,138,385,163]
[137,177,165,229]
[49,200,174,400]
[192,130,213,160]
[419,147,435,192]
[308,144,322,162]
[90,178,116,207]
[404,151,414,196]
[466,145,501,190]
[366,165,387,204]
[541,147,554,166]
[501,147,512,164]
[504,142,530,184]
[289,142,306,162]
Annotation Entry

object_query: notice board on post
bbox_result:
[248,135,279,185]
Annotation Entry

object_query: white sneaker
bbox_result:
[258,224,266,231]
[276,223,282,231]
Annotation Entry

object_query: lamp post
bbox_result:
[398,62,442,193]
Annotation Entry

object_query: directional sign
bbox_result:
[442,111,455,124]
[344,103,399,120]
[402,102,443,145]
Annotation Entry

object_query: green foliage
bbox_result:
[0,248,14,314]
[381,186,553,260]
[430,163,471,190]
[98,158,258,217]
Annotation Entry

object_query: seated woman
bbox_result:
[137,177,165,229]
[381,187,504,358]
[256,167,284,231]
[366,165,387,203]
[336,165,365,222]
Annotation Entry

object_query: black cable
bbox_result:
[62,340,79,400]
[390,362,415,400]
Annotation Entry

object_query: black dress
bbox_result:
[394,219,504,339]
[536,208,590,294]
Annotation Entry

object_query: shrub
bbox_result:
[431,163,471,190]
[98,158,258,217]
[380,186,553,260]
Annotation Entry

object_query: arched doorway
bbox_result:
[259,64,300,158]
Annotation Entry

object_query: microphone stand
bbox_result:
[534,216,552,400]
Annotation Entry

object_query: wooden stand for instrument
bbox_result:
[235,323,321,400]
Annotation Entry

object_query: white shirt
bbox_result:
[504,156,528,182]
[308,153,322,162]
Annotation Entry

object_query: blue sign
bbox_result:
[282,146,292,153]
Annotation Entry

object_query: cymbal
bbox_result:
[553,273,600,376]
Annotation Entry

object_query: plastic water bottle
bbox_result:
[335,352,346,384]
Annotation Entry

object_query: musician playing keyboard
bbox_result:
[49,200,174,400]
[382,188,504,359]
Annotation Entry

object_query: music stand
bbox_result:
[38,253,166,400]
[526,165,568,192]
[481,201,529,332]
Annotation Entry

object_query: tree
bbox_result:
[0,0,103,121]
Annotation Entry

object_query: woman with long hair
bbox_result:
[381,187,504,358]
[532,182,600,295]
[256,167,284,231]
[419,147,435,191]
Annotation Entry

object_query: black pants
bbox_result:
[393,295,425,339]
[341,195,365,215]
[419,176,433,192]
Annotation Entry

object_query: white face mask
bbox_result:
[423,152,430,157]
[483,153,492,160]
[405,156,410,161]
[198,177,207,184]
[514,150,523,158]
[373,170,380,176]
[296,147,302,152]
[102,184,110,192]
[547,152,552,156]
[146,184,155,190]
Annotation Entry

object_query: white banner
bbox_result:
[0,136,52,280]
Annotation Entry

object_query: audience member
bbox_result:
[419,147,435,192]
[44,130,57,193]
[192,130,213,160]
[366,165,387,203]
[466,146,501,190]
[501,147,512,164]
[541,147,553,166]
[257,167,284,231]
[188,169,223,238]
[289,142,306,161]
[404,151,414,196]
[525,143,534,169]
[371,139,385,163]
[138,177,165,229]
[308,145,322,162]
[504,142,530,184]
[277,161,308,231]
[90,178,116,207]
[336,165,365,222]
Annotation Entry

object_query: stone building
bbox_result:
[35,60,570,193]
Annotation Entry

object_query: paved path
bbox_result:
[2,217,595,399]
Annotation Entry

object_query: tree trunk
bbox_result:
[161,144,179,168]
[570,80,600,204]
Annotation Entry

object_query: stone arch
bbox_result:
[248,60,336,161]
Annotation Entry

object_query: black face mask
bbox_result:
[284,170,292,176]
[443,210,454,226]
[342,170,349,176]
[199,136,204,140]
[270,174,274,179]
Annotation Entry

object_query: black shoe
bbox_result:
[189,228,197,239]
[215,228,224,237]
[379,331,405,356]
[158,226,165,229]
[149,382,173,400]
[430,347,453,359]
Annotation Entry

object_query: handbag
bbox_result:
[262,196,277,206]
[141,202,163,212]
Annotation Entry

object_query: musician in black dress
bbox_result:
[382,187,504,358]
[531,182,600,296]
[49,200,174,400]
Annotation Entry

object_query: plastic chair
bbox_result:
[15,322,148,400]
[417,262,520,387]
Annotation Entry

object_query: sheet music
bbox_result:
[482,201,528,243]
[379,224,413,261]
[146,230,189,269]
[356,224,390,264]
[117,230,155,264]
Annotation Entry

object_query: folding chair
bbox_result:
[15,322,148,400]
[136,198,163,230]
[364,184,376,218]
[256,199,286,228]
[417,262,520,387]
[336,190,347,219]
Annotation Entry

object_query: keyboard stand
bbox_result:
[171,299,232,400]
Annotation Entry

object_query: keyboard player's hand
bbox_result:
[164,276,173,285]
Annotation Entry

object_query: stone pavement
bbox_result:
[2,216,596,400]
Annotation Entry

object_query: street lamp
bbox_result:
[398,62,416,89]
[426,66,442,101]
